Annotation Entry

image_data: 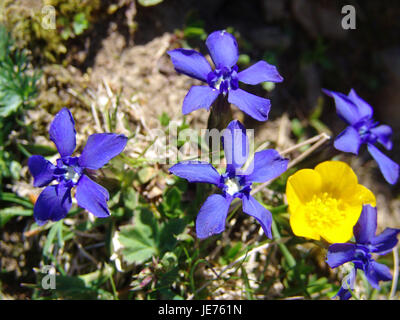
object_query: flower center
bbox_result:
[64,166,81,183]
[225,177,241,196]
[304,192,346,230]
[356,119,379,143]
[55,157,82,186]
[207,66,239,95]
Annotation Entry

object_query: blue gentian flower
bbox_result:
[326,205,400,299]
[28,108,128,225]
[169,120,288,239]
[323,88,399,185]
[167,30,283,121]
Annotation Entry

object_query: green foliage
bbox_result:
[1,4,397,302]
[301,37,333,70]
[0,25,39,188]
[1,0,101,62]
[60,12,90,40]
[119,207,186,265]
[0,25,39,118]
[183,12,208,42]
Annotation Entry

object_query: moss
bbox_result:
[0,0,101,62]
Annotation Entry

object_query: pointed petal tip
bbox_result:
[167,48,212,82]
[206,30,238,68]
[76,175,110,218]
[228,89,271,122]
[78,133,128,170]
[49,108,77,157]
[195,194,231,239]
[367,144,399,185]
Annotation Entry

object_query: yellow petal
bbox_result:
[286,169,322,206]
[289,206,321,240]
[319,204,362,243]
[350,184,376,207]
[314,161,358,198]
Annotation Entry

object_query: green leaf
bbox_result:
[36,273,113,299]
[261,81,275,92]
[73,13,89,35]
[183,27,207,40]
[119,209,159,264]
[165,187,181,212]
[123,188,138,211]
[159,112,170,127]
[237,54,250,67]
[159,218,185,253]
[137,0,163,7]
[43,221,63,257]
[0,206,32,228]
[0,93,22,117]
[0,192,34,208]
[23,144,58,156]
[291,118,304,138]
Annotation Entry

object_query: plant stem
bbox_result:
[207,95,232,132]
[390,246,399,299]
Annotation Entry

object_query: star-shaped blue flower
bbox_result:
[169,120,288,239]
[323,88,399,185]
[326,205,400,299]
[167,30,284,121]
[28,108,128,225]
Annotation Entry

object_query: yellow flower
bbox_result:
[286,161,376,243]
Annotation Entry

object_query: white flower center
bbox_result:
[64,166,81,183]
[225,177,241,196]
[213,76,224,90]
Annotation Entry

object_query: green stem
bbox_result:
[272,220,296,269]
[207,95,233,132]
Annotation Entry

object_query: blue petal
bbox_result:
[353,205,377,245]
[78,133,127,170]
[371,228,400,255]
[34,184,72,225]
[49,108,76,157]
[75,174,110,218]
[28,155,56,187]
[169,161,222,185]
[367,144,399,185]
[222,120,249,174]
[370,125,393,150]
[333,126,361,155]
[238,60,283,85]
[334,268,356,300]
[182,86,220,115]
[196,194,232,239]
[241,195,272,238]
[322,89,362,125]
[228,89,270,121]
[167,49,212,82]
[365,261,392,290]
[205,30,239,68]
[347,89,374,120]
[326,243,356,268]
[242,149,288,184]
